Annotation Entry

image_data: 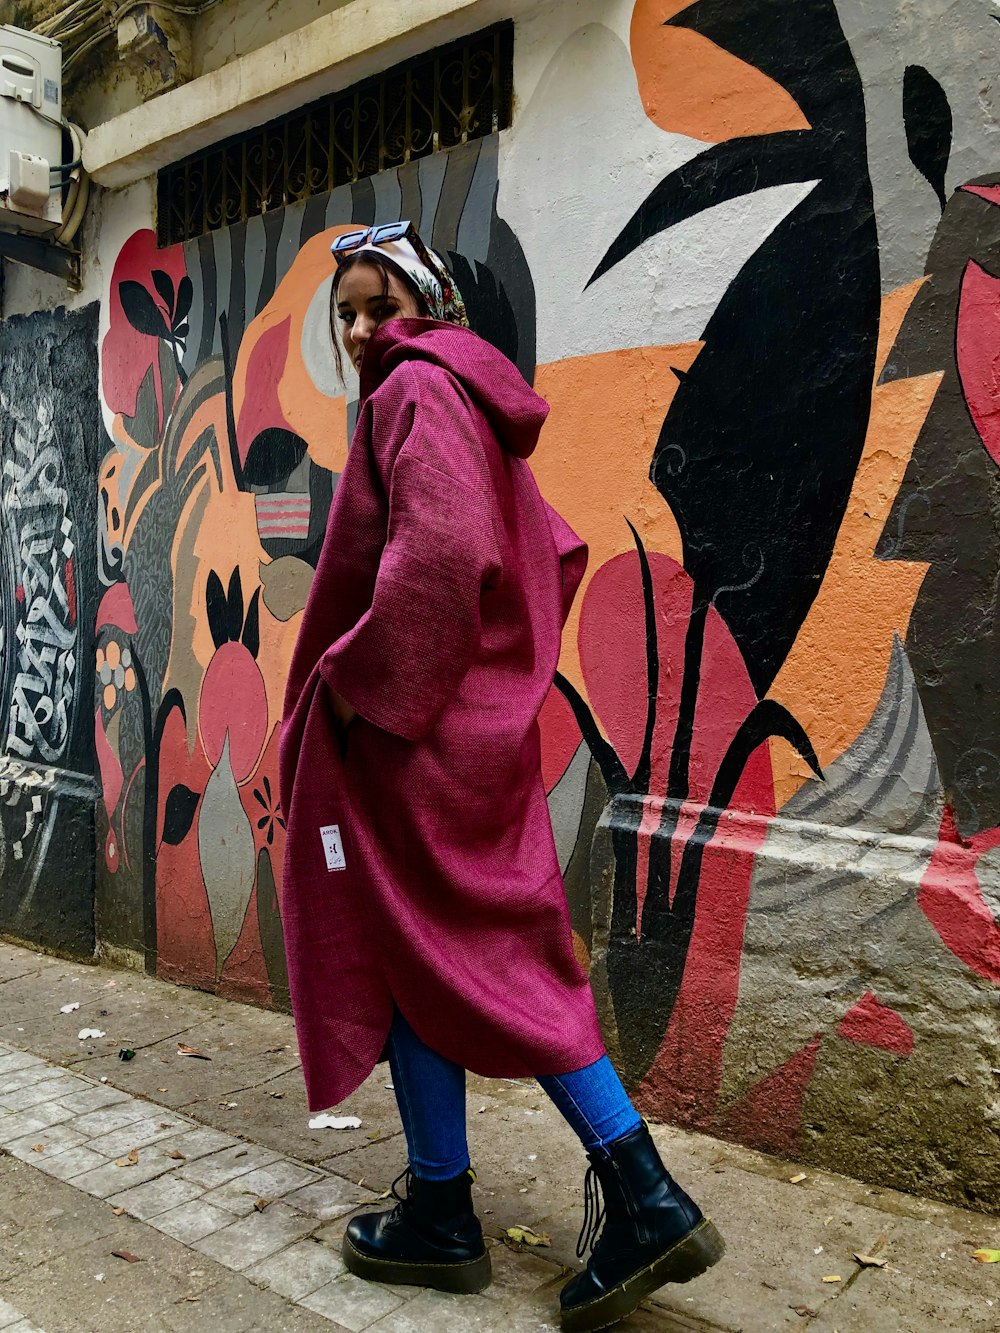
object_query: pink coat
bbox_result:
[279,318,605,1111]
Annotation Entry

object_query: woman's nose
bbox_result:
[351,314,372,344]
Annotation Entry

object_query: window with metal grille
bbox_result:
[156,22,514,246]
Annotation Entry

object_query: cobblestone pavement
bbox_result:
[0,941,997,1332]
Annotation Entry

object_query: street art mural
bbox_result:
[97,0,1000,1206]
[0,305,100,956]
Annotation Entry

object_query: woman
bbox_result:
[278,222,724,1332]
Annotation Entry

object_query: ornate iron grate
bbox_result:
[156,22,514,246]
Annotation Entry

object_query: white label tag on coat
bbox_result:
[320,824,346,872]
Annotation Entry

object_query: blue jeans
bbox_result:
[387,1010,642,1181]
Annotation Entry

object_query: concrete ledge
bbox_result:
[83,0,505,188]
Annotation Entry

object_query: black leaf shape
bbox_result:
[242,428,309,488]
[162,783,200,846]
[174,275,193,328]
[173,322,190,338]
[119,281,169,338]
[242,586,261,659]
[205,569,229,650]
[226,567,244,645]
[152,269,175,316]
[903,64,953,212]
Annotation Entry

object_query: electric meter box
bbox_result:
[0,25,62,233]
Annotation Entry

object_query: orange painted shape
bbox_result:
[768,371,940,806]
[630,0,810,143]
[875,278,927,382]
[533,343,700,691]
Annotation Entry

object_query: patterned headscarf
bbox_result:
[348,236,470,328]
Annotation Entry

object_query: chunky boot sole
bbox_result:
[561,1218,725,1333]
[342,1233,493,1294]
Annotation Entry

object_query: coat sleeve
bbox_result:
[320,389,501,742]
[543,499,588,627]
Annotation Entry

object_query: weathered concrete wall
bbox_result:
[0,303,101,956]
[4,0,998,1210]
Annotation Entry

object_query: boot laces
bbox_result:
[389,1166,413,1212]
[575,1163,607,1259]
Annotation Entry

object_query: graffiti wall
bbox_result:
[92,0,1000,1207]
[0,304,100,956]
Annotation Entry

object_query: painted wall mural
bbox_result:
[95,0,1000,1208]
[0,304,100,956]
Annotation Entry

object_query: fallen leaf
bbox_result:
[504,1225,551,1248]
[789,1173,807,1184]
[366,1132,381,1141]
[263,1045,286,1054]
[971,1249,1000,1263]
[31,1144,45,1153]
[114,1148,140,1168]
[253,1198,270,1212]
[234,1149,248,1158]
[822,1275,842,1283]
[60,1002,80,1014]
[157,1087,169,1093]
[761,1280,777,1291]
[854,1252,889,1268]
[308,1114,361,1130]
[790,1307,818,1319]
[112,1249,142,1263]
[177,1044,211,1060]
[375,1188,392,1201]
[111,1207,125,1216]
[269,1092,285,1099]
[178,1295,200,1303]
[167,1151,186,1161]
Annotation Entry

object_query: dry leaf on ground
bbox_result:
[854,1252,888,1268]
[114,1149,140,1167]
[166,1151,186,1161]
[177,1043,211,1059]
[822,1275,842,1283]
[790,1308,818,1319]
[971,1248,1000,1263]
[111,1207,125,1216]
[789,1173,807,1184]
[31,1144,44,1153]
[253,1198,270,1212]
[111,1250,142,1263]
[504,1225,551,1248]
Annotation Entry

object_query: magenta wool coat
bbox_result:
[278,318,606,1111]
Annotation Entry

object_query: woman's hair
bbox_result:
[329,250,430,382]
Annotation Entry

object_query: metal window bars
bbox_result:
[156,22,514,246]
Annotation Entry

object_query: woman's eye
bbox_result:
[337,310,352,323]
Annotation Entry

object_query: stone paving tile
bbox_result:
[27,1144,108,1182]
[299,1272,406,1331]
[107,1171,206,1220]
[68,1147,180,1198]
[201,1161,322,1216]
[247,1236,347,1298]
[193,1201,317,1270]
[147,1197,237,1244]
[66,1099,157,1140]
[151,1124,237,1165]
[0,1064,74,1099]
[366,1286,560,1332]
[5,1123,87,1162]
[175,1141,281,1189]
[54,1083,132,1116]
[84,1111,190,1160]
[0,1075,87,1113]
[7,1320,45,1333]
[284,1175,378,1221]
[0,1299,25,1329]
[0,1102,74,1144]
[0,1052,45,1079]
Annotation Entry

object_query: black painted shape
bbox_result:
[120,280,169,338]
[878,178,1000,833]
[205,570,228,651]
[196,233,218,366]
[903,65,953,212]
[226,568,244,646]
[447,250,520,374]
[242,427,308,487]
[591,0,880,698]
[242,587,261,660]
[162,784,200,846]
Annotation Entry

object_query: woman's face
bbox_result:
[334,261,423,371]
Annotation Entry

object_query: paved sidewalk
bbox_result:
[0,941,996,1333]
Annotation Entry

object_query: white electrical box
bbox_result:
[0,25,62,233]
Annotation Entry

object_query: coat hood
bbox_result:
[358,318,548,459]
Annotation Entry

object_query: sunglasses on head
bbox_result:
[330,221,434,270]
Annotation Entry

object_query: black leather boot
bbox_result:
[560,1123,724,1331]
[343,1166,492,1294]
